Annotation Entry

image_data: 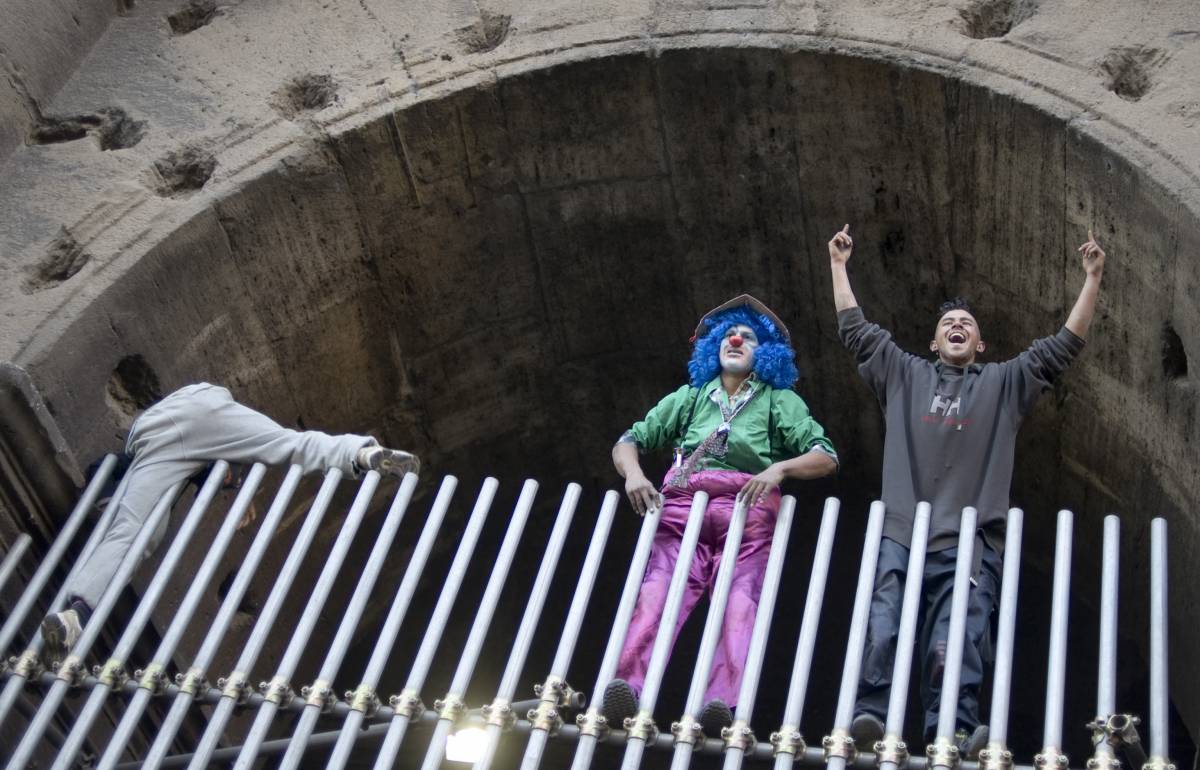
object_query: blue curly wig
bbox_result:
[687,307,799,390]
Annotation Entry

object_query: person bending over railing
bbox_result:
[827,224,1106,758]
[40,382,419,665]
[606,295,838,737]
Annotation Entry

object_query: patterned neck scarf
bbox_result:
[666,377,761,488]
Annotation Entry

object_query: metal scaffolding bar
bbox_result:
[276,472,420,769]
[769,497,840,769]
[109,464,303,770]
[618,491,710,770]
[929,507,979,770]
[367,477,501,770]
[0,533,32,598]
[181,468,345,770]
[520,490,620,770]
[981,509,1023,770]
[5,477,186,770]
[570,499,664,770]
[669,498,751,770]
[472,483,583,770]
[51,461,252,770]
[1088,515,1120,770]
[1038,510,1074,766]
[416,479,541,770]
[323,475,459,770]
[720,496,797,770]
[1148,518,1170,764]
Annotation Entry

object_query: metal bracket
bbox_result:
[825,727,858,763]
[482,698,516,731]
[56,654,86,687]
[301,678,336,712]
[769,724,807,757]
[346,683,380,717]
[528,701,563,735]
[175,667,208,699]
[624,709,659,743]
[927,736,962,770]
[1087,753,1123,770]
[533,675,578,707]
[979,742,1014,770]
[388,688,425,720]
[93,658,128,689]
[10,649,43,679]
[576,708,610,741]
[1143,757,1177,770]
[875,733,910,766]
[433,693,466,723]
[722,719,757,753]
[217,670,251,704]
[260,675,295,707]
[1089,714,1142,750]
[1033,746,1069,770]
[670,714,703,746]
[133,662,169,695]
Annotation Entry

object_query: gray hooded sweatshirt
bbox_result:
[838,306,1085,554]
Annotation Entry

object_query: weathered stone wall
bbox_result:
[2,0,1199,763]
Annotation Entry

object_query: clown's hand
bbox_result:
[624,474,662,517]
[737,465,784,506]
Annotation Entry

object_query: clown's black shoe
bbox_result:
[602,679,639,727]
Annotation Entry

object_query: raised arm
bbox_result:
[1065,229,1106,340]
[829,224,859,312]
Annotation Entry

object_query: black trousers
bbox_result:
[854,536,1002,737]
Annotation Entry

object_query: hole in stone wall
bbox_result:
[116,0,136,15]
[167,0,218,35]
[957,0,1038,39]
[1163,324,1188,380]
[455,10,511,53]
[106,355,164,420]
[271,74,338,119]
[1100,46,1161,101]
[152,144,216,196]
[23,228,91,293]
[29,108,145,150]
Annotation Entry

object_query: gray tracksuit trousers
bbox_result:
[66,383,374,607]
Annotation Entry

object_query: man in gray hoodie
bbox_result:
[827,224,1106,757]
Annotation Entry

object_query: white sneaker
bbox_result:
[40,609,83,667]
[355,446,420,478]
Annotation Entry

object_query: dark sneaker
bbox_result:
[601,679,639,727]
[40,609,83,668]
[956,725,988,760]
[850,713,886,753]
[355,446,420,477]
[699,699,733,738]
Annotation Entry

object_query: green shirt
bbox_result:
[626,377,837,474]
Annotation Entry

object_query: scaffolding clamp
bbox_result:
[93,657,127,689]
[979,742,1014,770]
[10,649,42,679]
[388,688,425,719]
[261,675,295,707]
[133,662,169,695]
[824,727,858,763]
[434,693,466,723]
[533,675,578,708]
[301,678,337,712]
[175,666,208,699]
[527,700,563,735]
[56,654,86,687]
[346,683,380,717]
[1142,757,1177,770]
[769,724,806,757]
[576,707,610,741]
[624,709,659,743]
[217,670,251,704]
[926,736,961,770]
[1034,746,1069,770]
[722,719,757,753]
[482,697,516,731]
[670,714,703,746]
[875,733,910,766]
[1089,713,1142,751]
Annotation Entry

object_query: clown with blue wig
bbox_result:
[606,294,839,736]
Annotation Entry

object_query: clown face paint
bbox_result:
[719,324,758,375]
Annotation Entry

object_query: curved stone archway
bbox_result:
[3,22,1198,765]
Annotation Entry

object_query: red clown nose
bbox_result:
[729,335,744,348]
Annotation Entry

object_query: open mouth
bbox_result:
[948,331,967,344]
